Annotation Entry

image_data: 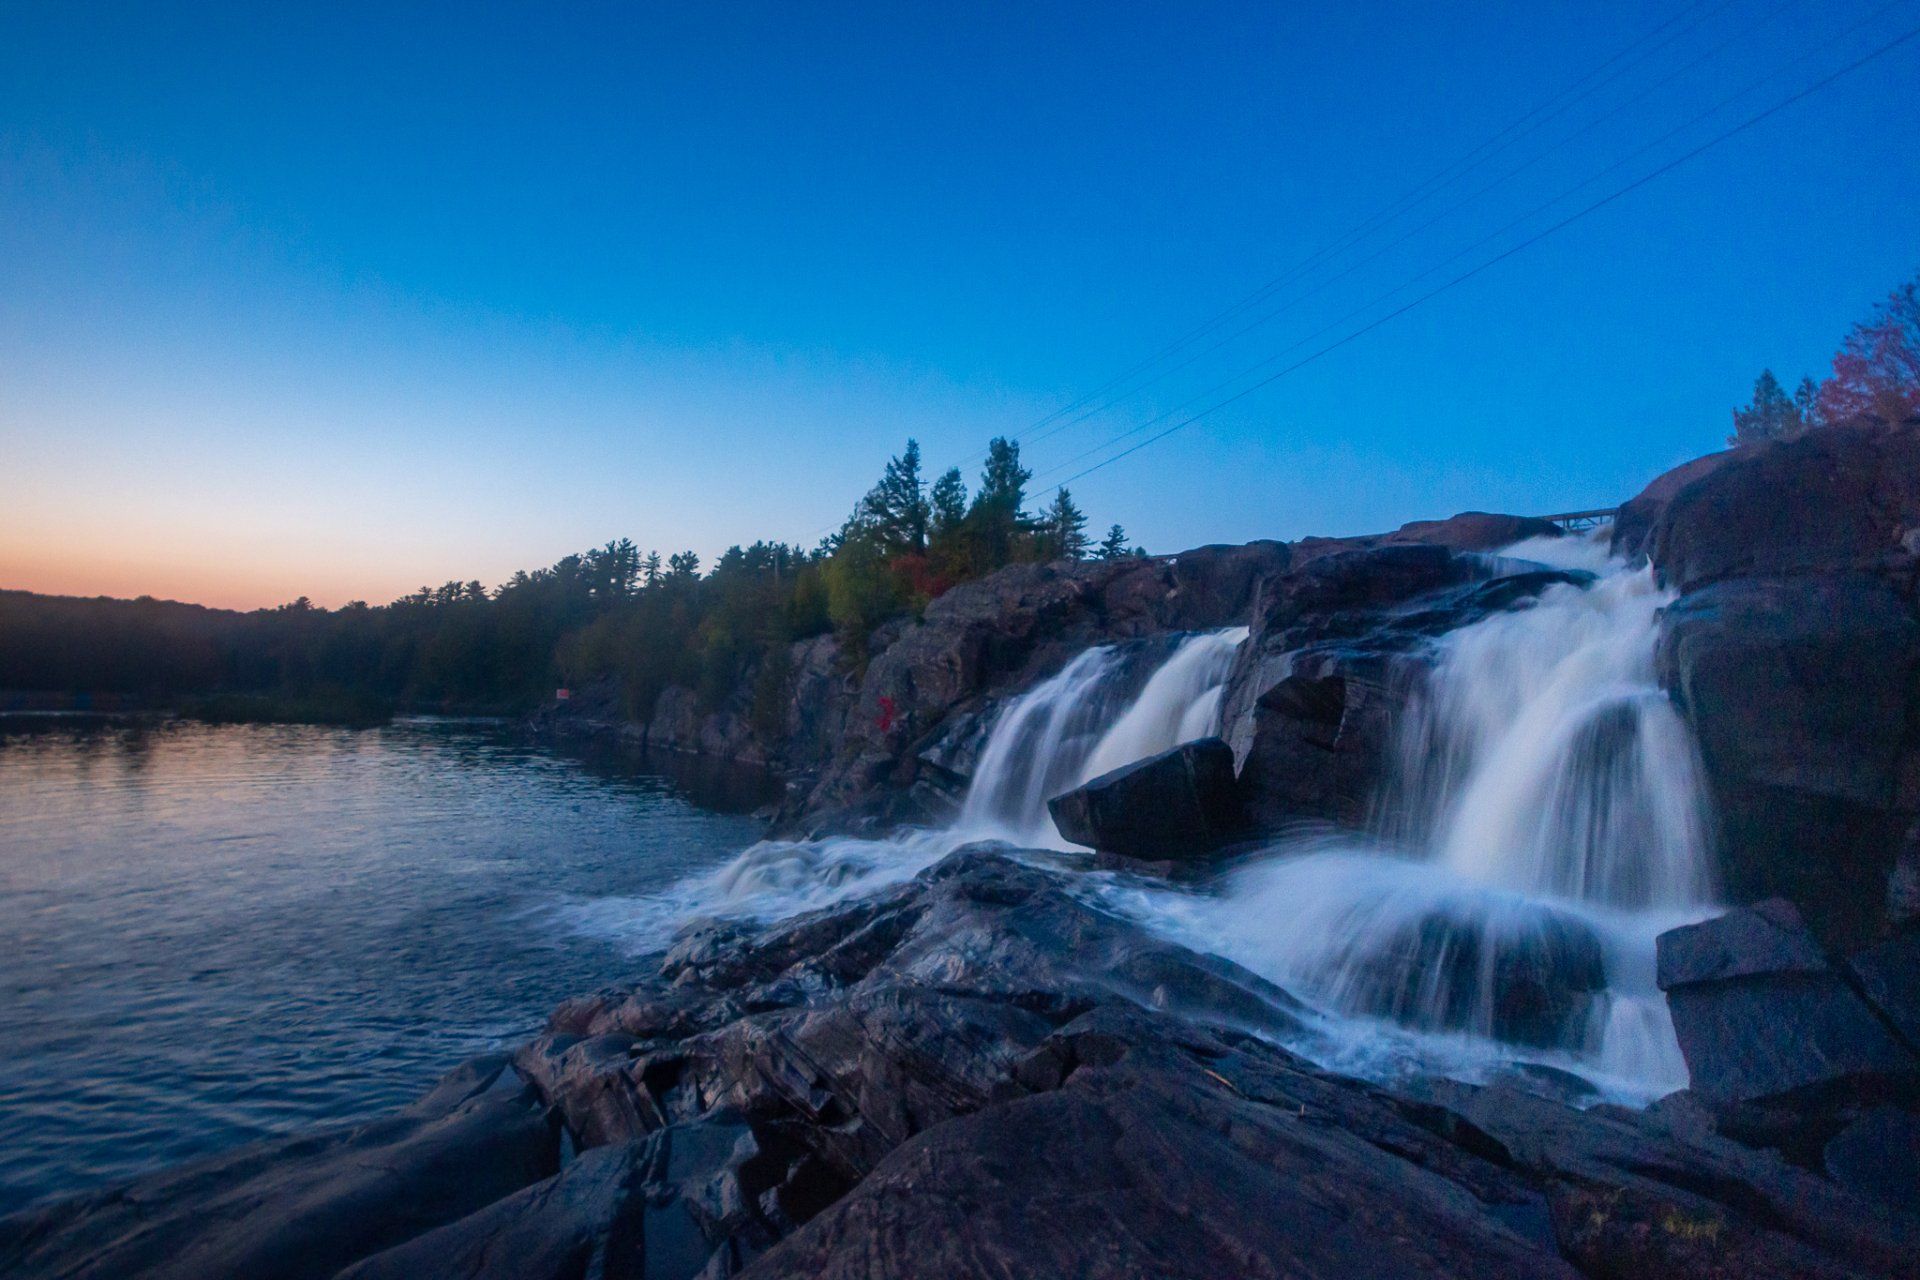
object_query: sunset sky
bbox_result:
[4,1,1917,609]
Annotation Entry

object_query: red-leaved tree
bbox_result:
[1815,272,1920,424]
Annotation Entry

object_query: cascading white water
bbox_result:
[574,627,1252,945]
[1108,536,1717,1101]
[958,628,1249,847]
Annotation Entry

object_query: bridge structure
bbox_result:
[1537,508,1617,533]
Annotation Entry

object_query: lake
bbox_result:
[0,717,772,1211]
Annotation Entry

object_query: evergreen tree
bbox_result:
[667,550,701,581]
[974,437,1030,516]
[1038,489,1089,560]
[1097,523,1131,560]
[930,467,968,537]
[967,437,1031,569]
[641,551,663,588]
[866,439,930,554]
[1729,369,1802,445]
[1793,376,1823,430]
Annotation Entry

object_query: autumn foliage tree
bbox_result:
[1816,273,1920,424]
[1731,269,1920,445]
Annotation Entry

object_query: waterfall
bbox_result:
[1107,540,1718,1102]
[600,627,1253,941]
[957,628,1249,848]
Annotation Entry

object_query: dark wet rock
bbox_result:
[1642,417,1920,595]
[336,1116,783,1280]
[1220,544,1590,831]
[1657,904,1919,1107]
[18,853,1920,1279]
[1421,1078,1919,1280]
[1889,823,1920,931]
[1655,898,1827,987]
[1658,574,1920,948]
[1046,736,1243,859]
[1823,1106,1920,1216]
[1847,931,1920,1051]
[0,1055,559,1280]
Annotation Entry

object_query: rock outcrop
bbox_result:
[1656,900,1918,1107]
[1046,737,1243,858]
[1641,417,1920,948]
[11,852,1916,1280]
[1218,543,1591,831]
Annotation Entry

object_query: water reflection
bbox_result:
[0,717,767,1209]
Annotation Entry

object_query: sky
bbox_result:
[3,1,1917,609]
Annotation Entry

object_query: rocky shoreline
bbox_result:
[7,418,1919,1278]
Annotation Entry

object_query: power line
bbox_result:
[1036,18,1920,497]
[1029,0,1903,486]
[1021,0,1809,471]
[944,0,1734,471]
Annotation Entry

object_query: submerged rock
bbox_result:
[1046,737,1243,859]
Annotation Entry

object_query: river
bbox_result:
[0,717,770,1210]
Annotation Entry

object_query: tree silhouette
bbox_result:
[1038,489,1089,560]
[1730,369,1803,445]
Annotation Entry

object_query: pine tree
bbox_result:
[867,439,930,554]
[1793,376,1823,430]
[641,551,663,588]
[1039,489,1089,560]
[974,437,1030,516]
[1729,369,1802,446]
[1097,523,1131,560]
[930,467,968,537]
[967,437,1031,569]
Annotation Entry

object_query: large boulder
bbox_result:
[1656,901,1918,1107]
[1046,737,1243,859]
[1641,417,1920,594]
[336,1116,779,1280]
[1381,510,1565,552]
[1657,574,1920,948]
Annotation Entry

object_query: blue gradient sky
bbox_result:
[4,1,1917,608]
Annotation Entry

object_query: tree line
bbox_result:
[0,437,1142,724]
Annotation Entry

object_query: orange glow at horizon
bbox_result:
[0,543,440,613]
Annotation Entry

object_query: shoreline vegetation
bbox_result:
[1,437,1141,732]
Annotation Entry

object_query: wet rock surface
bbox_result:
[1644,418,1920,950]
[1219,543,1591,831]
[1046,736,1244,858]
[13,851,1918,1279]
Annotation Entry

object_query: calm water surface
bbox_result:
[0,717,770,1211]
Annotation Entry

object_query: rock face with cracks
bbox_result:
[11,850,1918,1280]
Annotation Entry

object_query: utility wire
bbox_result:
[975,0,1743,466]
[943,0,1734,470]
[1030,0,1902,485]
[1018,0,1808,477]
[1034,19,1920,496]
